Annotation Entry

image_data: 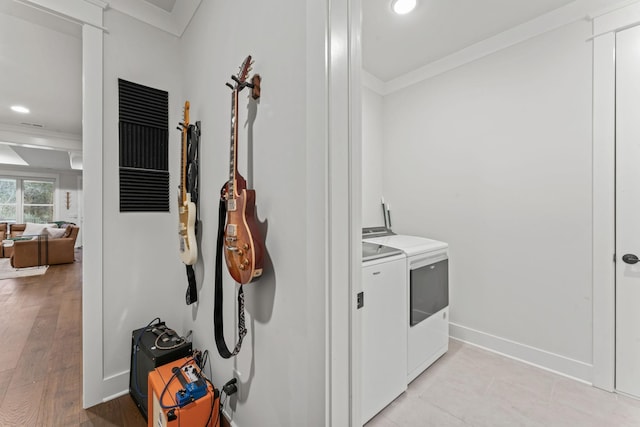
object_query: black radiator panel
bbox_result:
[118,79,169,212]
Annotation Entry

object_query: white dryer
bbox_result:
[364,230,449,383]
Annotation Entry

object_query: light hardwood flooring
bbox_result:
[366,339,640,427]
[0,250,146,427]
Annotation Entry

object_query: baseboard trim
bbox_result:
[449,323,593,384]
[222,409,239,427]
[103,388,129,402]
[100,370,130,405]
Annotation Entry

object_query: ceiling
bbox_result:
[0,0,629,171]
[363,0,574,82]
[0,0,198,171]
[0,1,81,171]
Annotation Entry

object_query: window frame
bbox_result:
[0,171,59,224]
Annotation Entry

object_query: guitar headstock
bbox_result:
[183,100,190,128]
[237,55,253,84]
[177,101,190,133]
[227,55,255,92]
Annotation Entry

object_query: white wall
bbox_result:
[58,171,81,228]
[381,21,594,377]
[101,9,185,383]
[362,86,385,227]
[179,0,327,426]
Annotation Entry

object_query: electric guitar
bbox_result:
[178,101,197,265]
[221,56,264,284]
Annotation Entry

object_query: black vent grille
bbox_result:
[119,168,169,212]
[119,122,168,170]
[118,79,169,212]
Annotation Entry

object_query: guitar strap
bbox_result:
[184,122,201,306]
[214,192,247,358]
[185,265,197,305]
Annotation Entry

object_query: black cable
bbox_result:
[204,377,220,427]
[159,357,196,410]
[197,349,218,427]
[132,317,162,398]
[154,350,219,426]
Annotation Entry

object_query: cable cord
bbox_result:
[132,317,162,398]
[204,377,221,427]
[159,358,196,410]
[154,329,187,350]
[197,349,218,427]
[157,356,221,427]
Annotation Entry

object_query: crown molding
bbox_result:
[106,0,200,37]
[378,0,640,96]
[591,0,640,35]
[382,1,589,95]
[15,0,104,29]
[0,123,82,152]
[85,0,108,10]
[361,70,385,95]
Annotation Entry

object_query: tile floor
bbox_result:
[366,340,640,427]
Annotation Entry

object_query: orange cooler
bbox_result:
[148,357,220,427]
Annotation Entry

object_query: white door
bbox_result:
[615,24,640,398]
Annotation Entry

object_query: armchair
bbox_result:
[0,223,7,257]
[8,224,80,268]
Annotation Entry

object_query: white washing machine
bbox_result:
[364,229,449,383]
[361,242,407,423]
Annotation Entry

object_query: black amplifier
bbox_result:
[129,321,193,420]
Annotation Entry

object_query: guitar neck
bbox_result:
[181,126,187,204]
[181,101,190,205]
[228,89,239,198]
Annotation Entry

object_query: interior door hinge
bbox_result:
[614,253,616,262]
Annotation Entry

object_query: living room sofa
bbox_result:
[5,223,80,268]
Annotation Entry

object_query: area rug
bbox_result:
[0,258,48,280]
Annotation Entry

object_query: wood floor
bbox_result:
[0,250,146,427]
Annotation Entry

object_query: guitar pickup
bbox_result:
[227,199,237,212]
[226,224,237,237]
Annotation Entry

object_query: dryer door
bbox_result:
[409,255,448,326]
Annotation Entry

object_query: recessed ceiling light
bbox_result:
[392,0,416,15]
[11,105,30,114]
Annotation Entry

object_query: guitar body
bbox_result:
[224,185,264,284]
[179,193,197,265]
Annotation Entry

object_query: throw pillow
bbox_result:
[45,227,67,239]
[22,222,57,236]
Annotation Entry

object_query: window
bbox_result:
[0,179,17,223]
[0,177,56,224]
[23,180,54,223]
